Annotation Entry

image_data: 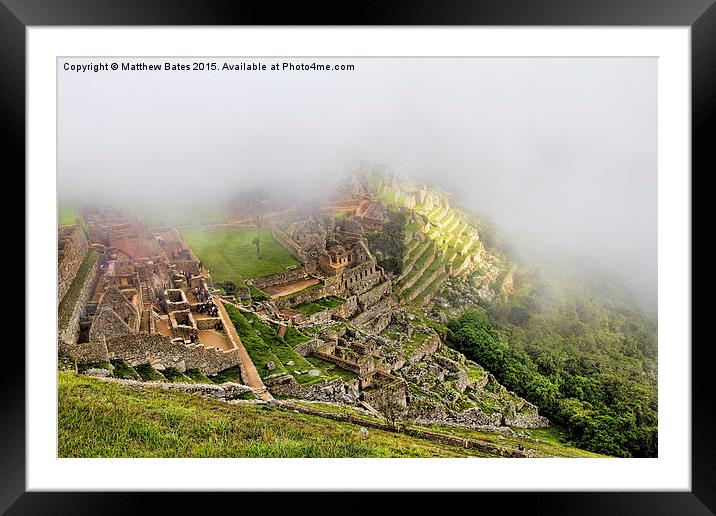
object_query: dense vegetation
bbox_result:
[445,262,658,457]
[365,210,407,276]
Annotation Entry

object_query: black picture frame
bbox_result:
[6,1,711,513]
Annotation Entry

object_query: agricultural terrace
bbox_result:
[180,227,300,287]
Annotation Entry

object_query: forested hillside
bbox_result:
[441,255,658,457]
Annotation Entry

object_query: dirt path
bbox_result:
[215,299,273,401]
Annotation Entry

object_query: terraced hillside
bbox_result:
[369,173,511,306]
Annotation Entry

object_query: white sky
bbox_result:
[58,57,656,302]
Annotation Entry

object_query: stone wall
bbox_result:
[408,332,442,365]
[59,338,108,364]
[103,332,242,375]
[248,266,307,290]
[58,256,101,348]
[58,226,89,303]
[332,296,358,319]
[172,259,200,275]
[312,350,373,375]
[269,377,360,404]
[97,377,257,400]
[274,282,326,309]
[196,317,223,330]
[271,227,309,264]
[357,280,392,310]
[293,338,324,357]
[352,296,398,329]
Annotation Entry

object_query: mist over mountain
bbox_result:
[58,56,656,307]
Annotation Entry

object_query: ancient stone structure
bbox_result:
[59,209,240,376]
[58,225,88,303]
[269,377,360,404]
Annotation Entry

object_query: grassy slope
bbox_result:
[179,227,300,287]
[58,372,492,458]
[58,203,80,227]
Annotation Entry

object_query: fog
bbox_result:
[58,57,656,306]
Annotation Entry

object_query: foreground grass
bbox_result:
[180,227,300,287]
[58,372,491,458]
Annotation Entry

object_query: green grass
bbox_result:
[208,366,243,384]
[224,303,348,385]
[110,360,141,380]
[223,304,288,379]
[283,326,312,347]
[185,368,212,383]
[292,296,344,316]
[161,367,196,383]
[58,250,98,330]
[59,371,495,457]
[77,361,111,373]
[180,227,300,287]
[58,202,80,227]
[303,356,358,382]
[133,364,166,382]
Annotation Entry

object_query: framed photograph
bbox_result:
[9,0,711,512]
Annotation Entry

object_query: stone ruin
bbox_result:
[58,225,88,303]
[58,210,242,376]
[267,214,397,332]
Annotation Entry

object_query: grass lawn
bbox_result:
[180,227,300,287]
[58,371,493,457]
[292,296,344,316]
[58,202,80,227]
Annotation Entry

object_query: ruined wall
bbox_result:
[269,377,360,404]
[88,307,133,342]
[312,350,374,376]
[361,378,407,412]
[271,227,309,264]
[195,317,223,330]
[332,296,359,319]
[408,332,442,365]
[343,261,382,295]
[58,226,89,303]
[352,296,398,328]
[59,338,109,364]
[58,257,101,349]
[101,377,256,399]
[171,259,200,275]
[357,281,392,310]
[274,282,327,309]
[293,338,324,357]
[103,332,242,375]
[248,266,307,290]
